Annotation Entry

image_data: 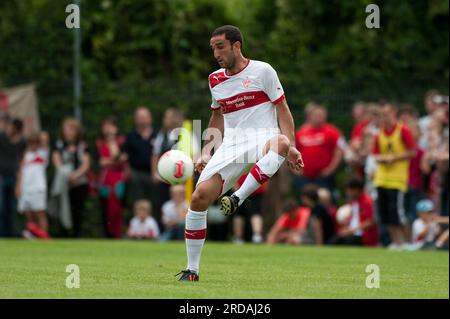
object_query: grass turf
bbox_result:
[0,240,448,299]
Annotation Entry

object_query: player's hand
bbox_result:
[195,152,211,173]
[286,146,304,175]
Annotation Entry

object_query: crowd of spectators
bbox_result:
[0,90,448,250]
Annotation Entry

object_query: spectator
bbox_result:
[160,185,188,241]
[0,117,25,237]
[127,199,159,240]
[330,178,378,246]
[403,120,426,225]
[420,99,449,216]
[16,132,50,239]
[96,117,127,239]
[373,102,416,249]
[50,117,91,237]
[418,90,440,150]
[122,107,158,213]
[266,198,311,245]
[411,199,441,250]
[317,187,336,217]
[349,101,369,150]
[300,184,335,245]
[232,173,266,244]
[295,103,345,193]
[151,108,185,221]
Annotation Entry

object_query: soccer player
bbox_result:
[176,25,304,282]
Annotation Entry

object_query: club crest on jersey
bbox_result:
[242,77,252,88]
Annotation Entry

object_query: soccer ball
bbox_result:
[157,150,194,185]
[336,204,352,225]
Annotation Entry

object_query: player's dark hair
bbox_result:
[212,25,243,49]
[301,184,319,203]
[346,177,364,190]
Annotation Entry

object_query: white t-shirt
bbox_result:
[21,148,48,193]
[412,218,439,245]
[129,216,160,239]
[162,200,188,225]
[208,60,285,143]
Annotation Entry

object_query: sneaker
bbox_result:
[252,234,263,244]
[175,269,199,282]
[233,237,245,245]
[22,230,36,240]
[220,194,240,216]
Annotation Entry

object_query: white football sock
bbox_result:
[234,150,285,205]
[185,209,207,274]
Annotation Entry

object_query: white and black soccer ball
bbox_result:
[157,150,194,185]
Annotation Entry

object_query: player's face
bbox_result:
[210,34,236,69]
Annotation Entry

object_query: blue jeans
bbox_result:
[0,175,17,237]
[160,225,184,241]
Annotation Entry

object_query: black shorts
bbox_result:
[376,187,407,226]
[235,193,264,217]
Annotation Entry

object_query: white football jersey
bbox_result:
[208,60,285,142]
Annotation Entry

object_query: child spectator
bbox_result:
[318,187,336,218]
[127,200,159,240]
[16,132,50,239]
[330,178,378,246]
[411,199,441,249]
[266,199,311,245]
[160,185,188,241]
[301,184,335,245]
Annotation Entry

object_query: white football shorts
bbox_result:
[197,131,278,196]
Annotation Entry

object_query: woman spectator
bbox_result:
[96,117,127,238]
[50,117,90,237]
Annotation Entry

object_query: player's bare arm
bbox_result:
[195,108,224,173]
[276,99,304,174]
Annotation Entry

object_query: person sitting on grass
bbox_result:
[127,199,160,240]
[160,185,188,241]
[301,184,335,245]
[411,199,446,250]
[329,178,378,246]
[266,198,311,245]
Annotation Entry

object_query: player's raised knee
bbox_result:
[190,186,211,211]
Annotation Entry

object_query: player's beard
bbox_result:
[221,53,236,70]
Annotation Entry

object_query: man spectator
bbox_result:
[151,108,185,220]
[122,107,158,213]
[300,184,335,245]
[295,103,345,193]
[0,118,26,237]
[418,90,440,150]
[330,178,378,246]
[373,102,416,249]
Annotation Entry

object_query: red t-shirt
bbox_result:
[372,123,416,154]
[295,123,343,178]
[409,147,424,190]
[276,207,311,231]
[341,193,378,246]
[351,119,369,143]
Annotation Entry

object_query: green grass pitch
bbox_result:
[0,240,448,299]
